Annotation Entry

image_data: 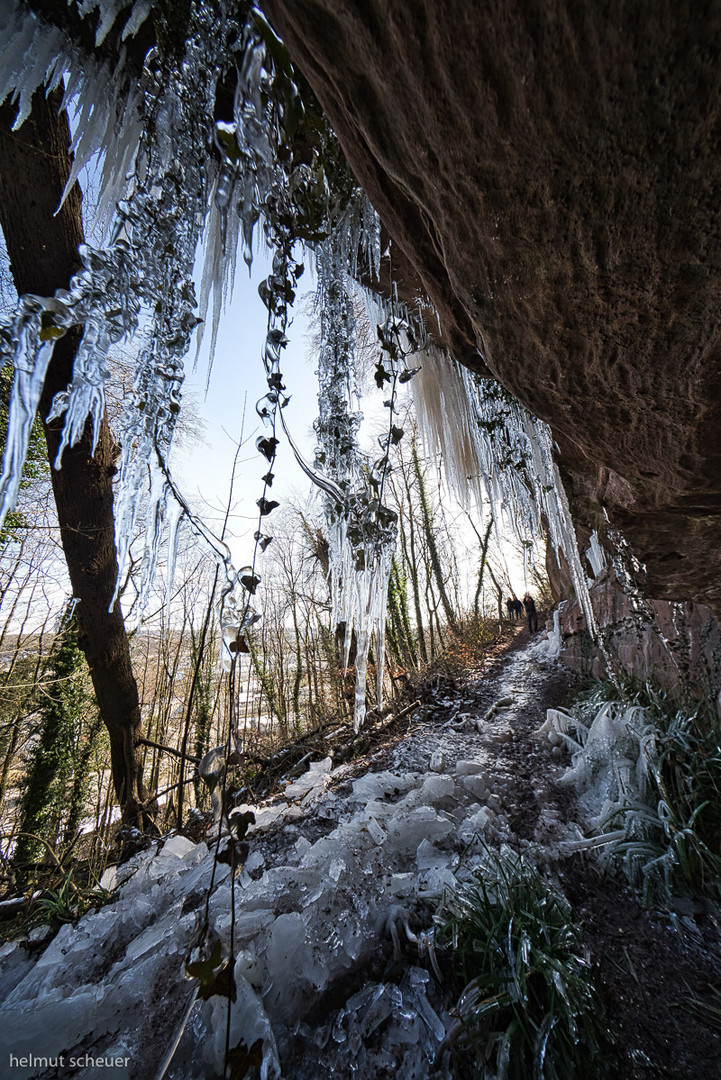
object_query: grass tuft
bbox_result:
[436,846,608,1079]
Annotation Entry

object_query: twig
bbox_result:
[136,737,201,765]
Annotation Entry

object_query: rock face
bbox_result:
[261,0,721,614]
[557,568,721,712]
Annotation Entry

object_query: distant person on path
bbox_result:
[523,593,539,633]
[506,597,515,620]
[512,598,524,620]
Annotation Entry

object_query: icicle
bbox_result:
[164,501,184,614]
[0,301,57,526]
[407,352,602,640]
[586,531,607,578]
[313,243,402,730]
[46,313,112,466]
[523,413,599,639]
[408,347,487,513]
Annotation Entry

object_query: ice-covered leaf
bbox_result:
[186,940,235,1001]
[228,634,249,654]
[256,436,279,461]
[256,498,279,516]
[374,362,391,389]
[240,573,261,594]
[226,1039,263,1080]
[253,530,274,552]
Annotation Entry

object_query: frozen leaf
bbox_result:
[226,1039,263,1080]
[228,635,249,654]
[229,810,255,840]
[374,362,391,389]
[256,498,279,516]
[256,436,279,461]
[186,940,235,1001]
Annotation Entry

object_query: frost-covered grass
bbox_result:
[436,846,606,1080]
[608,703,721,905]
[561,681,721,908]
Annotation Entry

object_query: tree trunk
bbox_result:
[0,89,150,823]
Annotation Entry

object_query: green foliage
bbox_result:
[386,557,417,669]
[29,866,112,927]
[437,847,607,1080]
[14,616,100,869]
[677,983,721,1033]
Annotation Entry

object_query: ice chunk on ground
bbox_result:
[385,806,454,855]
[0,942,34,1002]
[400,775,455,808]
[366,816,387,844]
[160,834,198,859]
[264,913,326,1018]
[283,757,333,800]
[429,749,445,772]
[201,965,280,1080]
[455,759,488,776]
[351,771,415,801]
[416,839,453,872]
[245,850,266,874]
[461,774,490,800]
[457,807,494,844]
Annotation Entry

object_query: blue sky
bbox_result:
[174,250,322,566]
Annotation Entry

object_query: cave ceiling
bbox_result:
[261,0,721,611]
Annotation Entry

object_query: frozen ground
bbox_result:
[1,633,719,1079]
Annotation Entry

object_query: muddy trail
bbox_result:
[358,633,721,1080]
[1,634,720,1079]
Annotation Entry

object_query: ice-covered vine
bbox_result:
[0,0,615,718]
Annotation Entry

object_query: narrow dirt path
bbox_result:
[360,635,721,1080]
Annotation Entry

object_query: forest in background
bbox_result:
[0,359,546,896]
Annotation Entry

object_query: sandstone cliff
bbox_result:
[262,0,721,616]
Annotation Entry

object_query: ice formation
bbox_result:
[312,241,400,731]
[0,0,243,618]
[410,359,601,636]
[0,618,610,1078]
[0,726,536,1079]
[538,700,657,831]
[0,1,409,729]
[0,0,613,716]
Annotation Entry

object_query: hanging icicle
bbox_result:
[312,242,397,730]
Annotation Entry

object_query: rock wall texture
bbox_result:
[557,569,721,711]
[261,0,721,615]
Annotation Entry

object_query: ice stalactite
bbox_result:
[0,0,400,727]
[313,242,397,731]
[408,345,487,514]
[586,531,607,579]
[195,18,278,383]
[0,0,148,234]
[109,2,241,616]
[520,410,599,639]
[0,1,248,626]
[409,356,600,638]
